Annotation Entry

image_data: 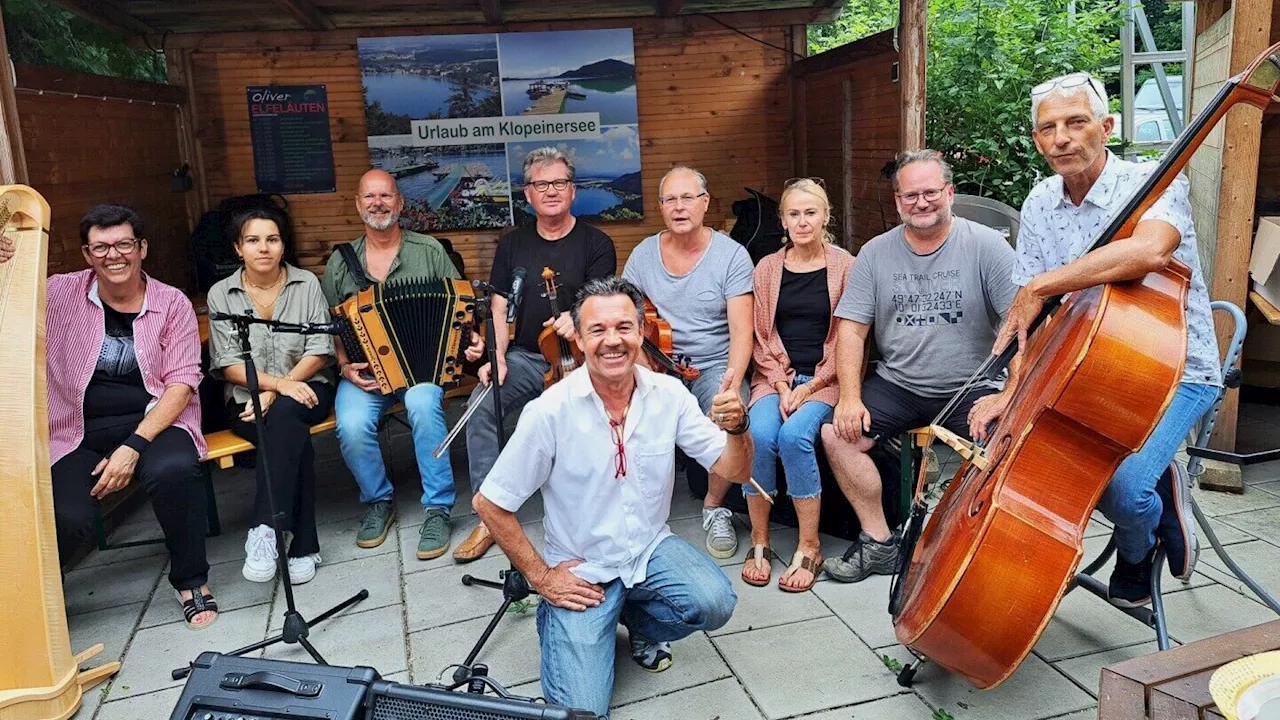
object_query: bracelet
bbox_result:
[120,433,150,454]
[727,413,751,436]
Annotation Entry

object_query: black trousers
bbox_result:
[228,381,335,558]
[53,423,208,590]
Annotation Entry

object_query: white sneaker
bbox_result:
[287,553,321,585]
[242,525,278,583]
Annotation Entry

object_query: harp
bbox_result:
[0,186,119,720]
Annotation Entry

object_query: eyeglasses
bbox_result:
[896,188,947,204]
[85,239,141,258]
[610,418,627,480]
[1032,72,1107,106]
[785,177,827,188]
[528,179,572,192]
[658,192,707,207]
[359,192,399,203]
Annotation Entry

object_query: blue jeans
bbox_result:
[1098,382,1218,564]
[745,375,833,499]
[333,379,455,512]
[536,536,737,718]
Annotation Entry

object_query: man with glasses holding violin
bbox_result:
[820,150,1017,585]
[622,165,754,561]
[39,204,217,628]
[967,73,1220,608]
[454,147,616,563]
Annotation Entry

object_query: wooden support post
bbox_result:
[789,25,809,182]
[842,79,854,249]
[164,50,209,234]
[0,9,28,185]
[898,0,928,151]
[1206,0,1274,464]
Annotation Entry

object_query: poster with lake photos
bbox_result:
[358,29,643,232]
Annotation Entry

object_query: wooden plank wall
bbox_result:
[13,66,195,290]
[796,38,900,251]
[1188,9,1233,284]
[187,18,798,282]
[1258,5,1280,218]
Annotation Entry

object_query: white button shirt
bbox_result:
[1014,151,1221,386]
[480,364,728,587]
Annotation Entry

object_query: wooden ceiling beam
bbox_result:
[478,0,503,24]
[273,0,337,30]
[657,0,686,17]
[43,0,154,37]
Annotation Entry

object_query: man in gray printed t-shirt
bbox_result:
[819,150,1017,585]
[623,165,754,566]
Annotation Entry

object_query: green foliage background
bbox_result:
[809,0,1128,209]
[2,0,166,83]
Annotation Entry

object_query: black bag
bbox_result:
[729,187,785,265]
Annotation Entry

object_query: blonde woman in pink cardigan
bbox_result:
[741,179,854,592]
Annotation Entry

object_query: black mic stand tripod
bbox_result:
[450,278,539,686]
[172,311,369,681]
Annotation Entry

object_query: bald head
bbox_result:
[356,169,403,232]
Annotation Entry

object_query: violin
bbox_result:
[537,267,584,388]
[641,299,700,382]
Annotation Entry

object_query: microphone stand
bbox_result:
[451,280,538,685]
[171,312,369,681]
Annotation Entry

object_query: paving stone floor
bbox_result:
[62,402,1280,720]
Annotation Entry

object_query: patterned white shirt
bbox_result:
[479,365,727,587]
[1014,152,1221,386]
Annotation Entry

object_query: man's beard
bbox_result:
[900,205,951,231]
[362,209,399,231]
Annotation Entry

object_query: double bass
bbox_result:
[891,43,1280,689]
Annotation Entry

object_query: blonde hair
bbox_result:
[780,179,834,244]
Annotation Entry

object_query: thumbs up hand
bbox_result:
[709,368,746,432]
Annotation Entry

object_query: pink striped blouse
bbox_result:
[46,269,206,464]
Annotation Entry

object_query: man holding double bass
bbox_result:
[968,73,1221,608]
[455,146,617,563]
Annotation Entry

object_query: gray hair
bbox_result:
[571,276,646,331]
[522,146,576,182]
[659,165,708,196]
[891,149,954,191]
[1030,73,1109,124]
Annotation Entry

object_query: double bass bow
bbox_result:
[890,43,1280,689]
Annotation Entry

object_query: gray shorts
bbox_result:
[686,364,750,414]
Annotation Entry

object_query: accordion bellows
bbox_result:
[332,277,478,394]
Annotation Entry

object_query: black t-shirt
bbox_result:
[775,267,830,377]
[490,220,617,353]
[83,303,152,431]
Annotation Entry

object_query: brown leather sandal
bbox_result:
[741,544,774,587]
[779,550,823,593]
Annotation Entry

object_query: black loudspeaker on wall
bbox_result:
[170,652,597,720]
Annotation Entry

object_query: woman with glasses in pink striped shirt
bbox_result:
[31,204,217,630]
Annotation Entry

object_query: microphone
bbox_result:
[208,311,343,335]
[507,267,526,324]
[285,322,345,336]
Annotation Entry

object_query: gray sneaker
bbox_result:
[702,506,738,559]
[628,629,672,672]
[417,508,452,560]
[825,531,900,583]
[356,500,395,549]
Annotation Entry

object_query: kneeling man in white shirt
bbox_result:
[474,276,752,718]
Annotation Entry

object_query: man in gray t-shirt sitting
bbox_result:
[623,165,754,561]
[820,150,1018,584]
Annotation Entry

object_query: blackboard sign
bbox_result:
[246,85,336,194]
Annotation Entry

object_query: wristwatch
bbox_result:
[727,414,751,435]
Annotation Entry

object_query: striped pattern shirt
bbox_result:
[47,269,206,464]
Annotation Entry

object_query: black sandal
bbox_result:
[176,589,219,630]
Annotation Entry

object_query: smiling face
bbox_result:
[83,223,146,292]
[658,169,709,236]
[523,160,576,220]
[1032,92,1113,179]
[356,170,404,231]
[894,161,955,231]
[576,293,643,386]
[781,188,828,247]
[235,218,284,276]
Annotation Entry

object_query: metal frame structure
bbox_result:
[1119,0,1197,148]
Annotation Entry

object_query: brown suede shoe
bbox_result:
[452,523,495,563]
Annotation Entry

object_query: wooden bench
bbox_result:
[93,380,477,551]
